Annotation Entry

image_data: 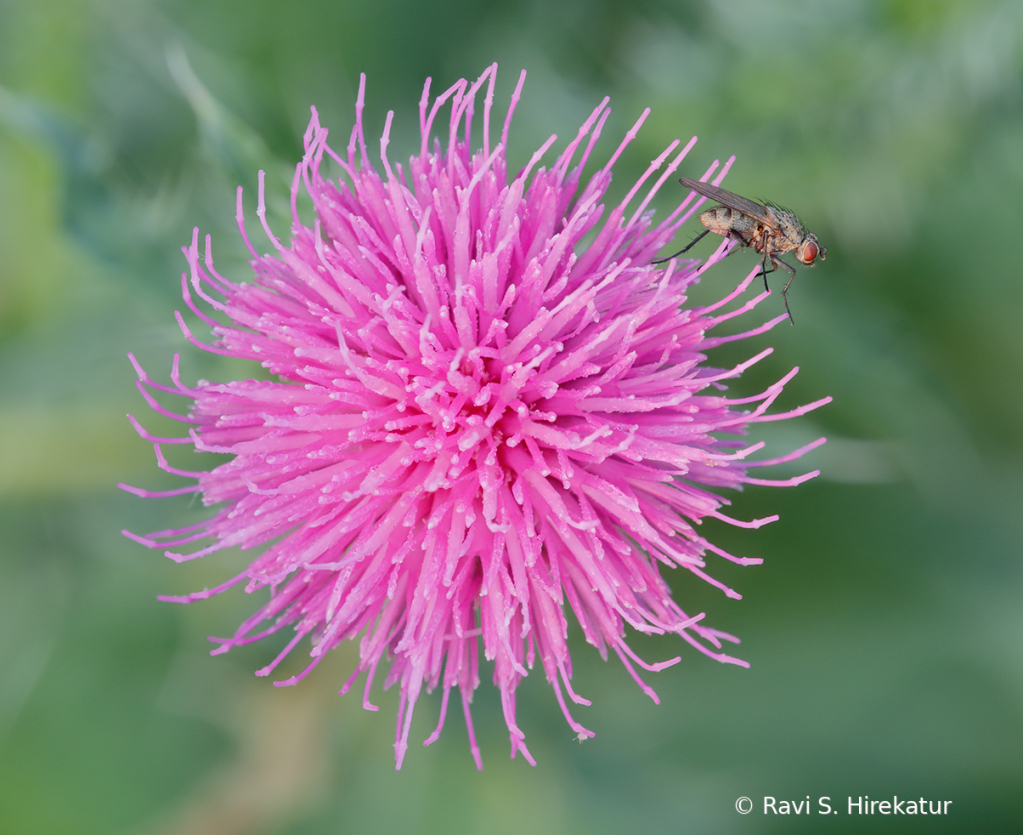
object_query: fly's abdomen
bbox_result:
[699,206,759,242]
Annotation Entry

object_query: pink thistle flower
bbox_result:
[121,65,829,770]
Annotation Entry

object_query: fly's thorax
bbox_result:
[765,205,809,247]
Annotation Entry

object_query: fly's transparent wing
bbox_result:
[678,177,779,231]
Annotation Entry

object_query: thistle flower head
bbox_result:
[122,65,828,769]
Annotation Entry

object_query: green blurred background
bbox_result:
[1,0,1021,832]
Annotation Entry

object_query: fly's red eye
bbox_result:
[801,241,818,264]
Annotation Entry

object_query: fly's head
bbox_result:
[795,232,825,266]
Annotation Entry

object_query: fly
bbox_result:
[655,176,826,323]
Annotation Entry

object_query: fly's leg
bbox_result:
[652,229,711,264]
[705,232,751,266]
[772,256,798,325]
[757,251,776,294]
[722,233,751,260]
